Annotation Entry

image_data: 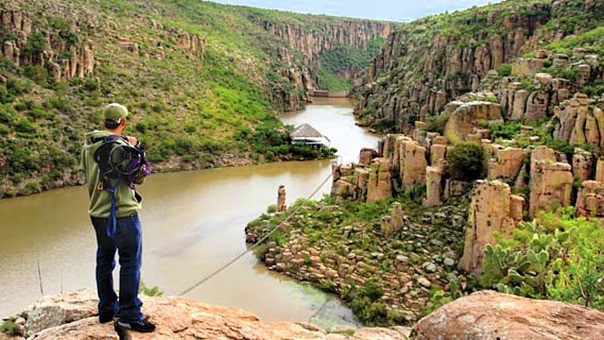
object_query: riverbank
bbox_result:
[245,195,471,326]
[0,145,336,199]
[0,100,380,325]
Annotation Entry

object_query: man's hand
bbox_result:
[126,136,138,146]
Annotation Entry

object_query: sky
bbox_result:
[209,0,501,22]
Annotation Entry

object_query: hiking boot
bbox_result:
[116,317,156,333]
[99,313,116,324]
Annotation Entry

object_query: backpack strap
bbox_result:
[105,180,121,237]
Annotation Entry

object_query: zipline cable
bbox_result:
[179,156,342,296]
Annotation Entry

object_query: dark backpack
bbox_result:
[92,134,150,190]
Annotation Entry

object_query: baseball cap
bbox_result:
[103,103,129,121]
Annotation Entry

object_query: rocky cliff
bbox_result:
[354,0,604,134]
[0,289,411,339]
[252,13,392,110]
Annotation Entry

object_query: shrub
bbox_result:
[498,63,512,77]
[490,121,522,140]
[139,281,163,297]
[422,114,449,134]
[446,142,484,181]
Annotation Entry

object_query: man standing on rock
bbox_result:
[80,103,155,333]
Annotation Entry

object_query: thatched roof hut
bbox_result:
[290,123,330,145]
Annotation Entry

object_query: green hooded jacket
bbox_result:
[80,130,144,218]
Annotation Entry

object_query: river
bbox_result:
[0,98,380,327]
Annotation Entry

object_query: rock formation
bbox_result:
[529,146,574,217]
[444,102,503,143]
[367,158,392,203]
[412,290,604,339]
[460,180,524,275]
[0,10,96,80]
[5,289,410,339]
[277,185,287,212]
[575,180,604,221]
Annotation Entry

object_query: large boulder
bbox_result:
[444,102,503,144]
[412,290,604,339]
[460,180,524,275]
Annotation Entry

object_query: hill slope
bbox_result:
[0,0,391,197]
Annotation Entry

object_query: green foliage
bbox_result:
[0,319,18,335]
[139,281,163,297]
[490,121,522,140]
[422,114,449,135]
[480,208,604,310]
[23,32,47,55]
[497,63,512,77]
[446,142,484,181]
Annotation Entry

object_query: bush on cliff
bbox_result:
[480,208,604,310]
[446,142,484,181]
[422,114,449,135]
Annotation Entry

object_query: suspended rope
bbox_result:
[179,157,342,296]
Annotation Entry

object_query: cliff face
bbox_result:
[255,16,392,110]
[354,0,603,133]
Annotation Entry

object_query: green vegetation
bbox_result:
[446,142,484,181]
[480,208,604,310]
[497,63,512,77]
[318,38,385,90]
[0,0,379,197]
[247,194,470,326]
[139,281,164,297]
[421,114,449,135]
[0,319,18,336]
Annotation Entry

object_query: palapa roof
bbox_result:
[291,123,324,139]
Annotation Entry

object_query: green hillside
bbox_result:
[0,0,389,197]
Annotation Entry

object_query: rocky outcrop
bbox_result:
[460,180,524,275]
[367,158,392,203]
[444,101,503,143]
[423,166,443,207]
[258,19,391,71]
[412,290,604,339]
[354,1,553,133]
[575,180,604,220]
[380,202,405,234]
[554,93,604,151]
[487,147,526,181]
[5,289,410,339]
[257,18,390,111]
[247,199,468,325]
[529,146,574,217]
[0,10,95,80]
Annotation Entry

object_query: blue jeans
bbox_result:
[91,213,144,322]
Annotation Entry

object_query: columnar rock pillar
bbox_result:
[367,158,392,203]
[424,166,443,207]
[277,185,287,212]
[460,180,524,275]
[529,147,574,217]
